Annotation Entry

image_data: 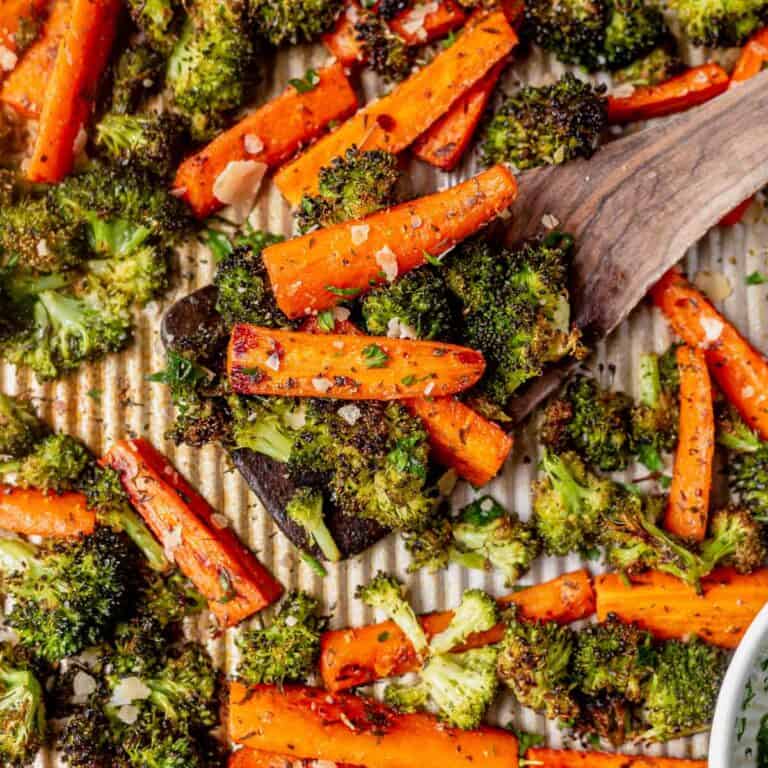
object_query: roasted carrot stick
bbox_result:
[1,0,70,118]
[229,683,520,768]
[322,3,365,66]
[651,268,768,440]
[173,63,358,219]
[719,29,768,226]
[412,61,505,171]
[276,10,518,204]
[405,396,512,486]
[321,569,594,691]
[265,164,517,318]
[665,345,713,542]
[103,438,283,627]
[0,484,95,537]
[230,749,357,768]
[0,0,48,57]
[526,748,706,768]
[227,325,485,401]
[607,63,729,124]
[595,567,768,649]
[26,0,120,183]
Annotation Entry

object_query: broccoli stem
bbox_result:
[286,489,341,563]
[100,503,170,573]
[638,353,661,408]
[0,538,38,576]
[244,420,294,464]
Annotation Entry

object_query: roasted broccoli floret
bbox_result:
[384,681,430,713]
[125,0,180,53]
[497,610,579,721]
[230,395,305,463]
[286,487,341,562]
[717,401,762,454]
[0,432,90,490]
[451,496,542,586]
[0,643,46,768]
[612,45,682,86]
[446,233,581,407]
[482,74,607,170]
[700,506,767,574]
[95,113,186,179]
[665,0,768,46]
[0,528,134,662]
[110,44,166,114]
[631,350,679,471]
[640,638,725,741]
[429,589,498,655]
[250,0,344,44]
[0,394,46,459]
[356,572,429,657]
[355,13,413,80]
[59,705,116,768]
[727,442,768,522]
[361,266,454,340]
[296,146,401,232]
[403,510,459,573]
[541,375,635,471]
[236,591,327,685]
[603,0,668,69]
[532,450,615,556]
[574,616,655,702]
[167,0,256,141]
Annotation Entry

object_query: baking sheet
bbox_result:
[3,31,768,766]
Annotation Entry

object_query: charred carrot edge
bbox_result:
[526,748,707,768]
[266,164,517,317]
[651,268,768,440]
[665,345,713,542]
[595,567,768,649]
[405,396,512,486]
[276,10,518,204]
[103,438,283,626]
[227,325,485,401]
[301,316,512,485]
[229,749,356,768]
[26,0,120,183]
[229,683,520,768]
[1,0,70,118]
[320,569,595,691]
[607,63,729,125]
[173,63,358,219]
[0,484,95,537]
[0,0,48,55]
[412,61,505,171]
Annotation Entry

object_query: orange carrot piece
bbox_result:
[405,396,512,486]
[322,3,365,66]
[266,164,517,318]
[651,268,768,440]
[412,61,504,171]
[103,438,283,626]
[26,0,120,183]
[526,748,706,768]
[607,63,729,124]
[276,10,518,204]
[1,0,70,118]
[0,0,48,55]
[229,683,520,768]
[595,567,768,649]
[230,749,357,768]
[320,569,595,691]
[0,484,95,537]
[227,325,485,401]
[389,0,466,44]
[173,63,358,219]
[665,345,713,542]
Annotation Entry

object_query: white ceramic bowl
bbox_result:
[710,601,768,767]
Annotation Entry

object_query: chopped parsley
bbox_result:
[747,271,768,285]
[316,310,336,332]
[326,285,361,297]
[363,344,389,368]
[289,68,321,93]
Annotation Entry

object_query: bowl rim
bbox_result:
[710,601,768,768]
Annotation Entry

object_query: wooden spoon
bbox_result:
[506,68,768,422]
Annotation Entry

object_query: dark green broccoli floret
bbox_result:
[612,45,682,86]
[573,616,655,702]
[361,266,454,340]
[355,13,413,81]
[630,350,679,471]
[0,394,47,459]
[532,450,615,556]
[0,433,90,491]
[603,0,668,69]
[497,610,579,721]
[59,705,116,768]
[717,400,763,454]
[665,0,768,46]
[700,506,767,574]
[403,510,461,573]
[451,496,542,586]
[429,588,498,655]
[167,0,256,141]
[296,146,401,232]
[125,0,180,54]
[230,395,305,464]
[541,375,634,471]
[236,591,328,685]
[250,0,344,44]
[482,74,607,170]
[286,487,341,562]
[110,44,166,114]
[640,637,725,741]
[445,233,581,407]
[0,643,46,768]
[95,112,187,179]
[728,443,768,522]
[356,572,429,657]
[0,528,135,662]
